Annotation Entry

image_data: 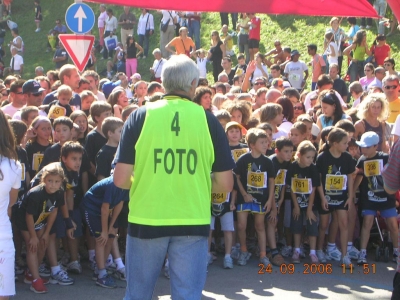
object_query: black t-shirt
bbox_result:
[356,152,396,211]
[38,143,62,171]
[95,145,117,178]
[333,78,348,100]
[269,154,291,206]
[227,68,236,85]
[316,150,356,206]
[234,152,275,205]
[25,141,52,178]
[46,100,73,118]
[18,185,64,230]
[230,143,249,162]
[85,129,107,165]
[286,161,320,209]
[16,146,30,200]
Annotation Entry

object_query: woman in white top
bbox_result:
[0,110,22,299]
[137,9,154,59]
[103,8,118,60]
[325,32,338,65]
[98,4,107,52]
[251,52,268,84]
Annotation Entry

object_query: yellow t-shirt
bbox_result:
[388,97,400,123]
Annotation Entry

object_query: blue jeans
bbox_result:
[124,235,208,300]
[348,60,365,83]
[188,20,200,50]
[138,34,149,57]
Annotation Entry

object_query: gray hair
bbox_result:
[382,74,399,86]
[218,72,228,81]
[329,63,339,71]
[35,66,44,73]
[161,55,199,94]
[152,48,161,55]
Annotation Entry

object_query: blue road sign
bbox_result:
[65,3,95,34]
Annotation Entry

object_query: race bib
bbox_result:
[291,178,312,194]
[32,153,44,171]
[48,105,66,119]
[325,174,347,191]
[364,160,383,177]
[231,148,248,162]
[247,171,267,188]
[211,192,230,204]
[275,169,287,186]
[289,73,300,82]
[21,163,25,181]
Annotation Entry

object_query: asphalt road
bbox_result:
[14,254,395,300]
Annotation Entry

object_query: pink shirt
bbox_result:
[98,11,107,28]
[311,54,326,82]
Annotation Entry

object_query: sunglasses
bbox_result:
[384,85,398,90]
[294,106,303,110]
[254,82,265,86]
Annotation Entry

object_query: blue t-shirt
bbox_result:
[82,176,129,216]
[43,90,81,110]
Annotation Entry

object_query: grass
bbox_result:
[9,0,400,85]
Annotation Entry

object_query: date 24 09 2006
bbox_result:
[258,263,377,275]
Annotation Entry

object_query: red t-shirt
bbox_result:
[249,17,261,40]
[371,44,391,66]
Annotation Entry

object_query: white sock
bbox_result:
[114,257,124,270]
[98,268,107,278]
[327,243,335,251]
[225,254,231,259]
[310,250,316,255]
[295,248,301,254]
[361,249,367,255]
[347,242,353,252]
[51,265,61,275]
[88,250,95,262]
[394,248,399,254]
[165,259,169,267]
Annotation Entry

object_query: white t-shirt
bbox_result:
[197,57,207,78]
[284,61,308,89]
[161,11,177,25]
[152,59,165,78]
[326,41,338,65]
[391,114,400,137]
[0,158,21,236]
[252,64,269,84]
[278,120,293,133]
[1,103,20,118]
[96,91,106,101]
[273,128,288,141]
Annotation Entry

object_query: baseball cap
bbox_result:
[102,80,121,99]
[22,79,45,94]
[290,50,300,57]
[225,121,244,133]
[131,73,141,81]
[311,123,320,137]
[356,131,379,148]
[283,81,291,88]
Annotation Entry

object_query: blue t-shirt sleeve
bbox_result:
[43,92,56,105]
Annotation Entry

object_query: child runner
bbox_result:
[46,85,74,119]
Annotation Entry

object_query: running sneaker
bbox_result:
[30,278,48,294]
[341,254,352,269]
[106,262,117,272]
[24,270,33,284]
[67,260,82,274]
[114,267,126,281]
[237,251,251,266]
[92,271,99,281]
[316,250,327,263]
[326,247,342,261]
[164,265,170,279]
[347,246,360,260]
[270,254,285,266]
[281,246,293,258]
[310,253,319,264]
[231,247,240,260]
[59,252,70,267]
[89,259,96,271]
[260,256,271,266]
[15,264,24,275]
[207,252,213,266]
[357,252,367,265]
[292,250,301,264]
[96,274,117,289]
[39,264,51,277]
[49,270,74,285]
[223,256,234,269]
[393,249,399,263]
[299,246,306,258]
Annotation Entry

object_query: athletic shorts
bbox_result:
[210,212,234,231]
[318,198,348,215]
[83,210,118,238]
[237,203,266,214]
[50,208,83,238]
[284,199,292,228]
[362,207,397,218]
[290,210,319,236]
[248,39,260,49]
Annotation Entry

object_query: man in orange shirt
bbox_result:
[307,44,326,91]
[165,27,196,57]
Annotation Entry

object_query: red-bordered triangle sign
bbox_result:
[59,34,95,72]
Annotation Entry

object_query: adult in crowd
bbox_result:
[359,63,376,91]
[344,30,371,83]
[182,12,201,50]
[354,93,388,152]
[349,81,364,108]
[106,42,126,79]
[125,35,143,79]
[383,75,400,123]
[307,44,326,91]
[98,4,107,53]
[220,56,235,85]
[1,79,25,118]
[118,6,136,47]
[193,86,213,112]
[35,67,44,77]
[284,50,308,92]
[324,17,346,75]
[46,70,59,88]
[137,9,154,60]
[316,89,350,130]
[269,65,282,83]
[130,80,148,106]
[82,70,106,101]
[251,53,268,85]
[13,79,46,120]
[265,40,286,67]
[368,67,386,89]
[150,48,165,83]
[247,13,261,61]
[371,34,390,67]
[0,110,21,300]
[103,9,118,60]
[114,54,234,300]
[159,10,177,58]
[346,17,359,45]
[117,72,133,98]
[43,64,81,110]
[293,102,306,122]
[53,19,67,34]
[277,96,294,133]
[5,47,23,77]
[53,42,69,70]
[329,63,348,102]
[252,87,268,111]
[237,13,250,63]
[383,58,400,77]
[35,76,51,96]
[165,27,195,57]
[208,30,226,83]
[9,28,23,56]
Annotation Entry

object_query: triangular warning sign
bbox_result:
[58,34,95,72]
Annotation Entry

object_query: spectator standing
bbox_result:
[307,44,326,90]
[184,12,201,50]
[208,30,225,83]
[248,13,261,61]
[346,17,360,45]
[137,9,154,59]
[150,48,165,83]
[165,27,195,57]
[34,0,42,33]
[344,30,371,83]
[98,4,107,53]
[324,17,346,75]
[159,10,177,58]
[284,50,309,92]
[82,70,106,101]
[103,9,118,60]
[118,6,136,48]
[382,75,400,123]
[53,42,69,70]
[237,13,250,63]
[371,34,390,66]
[125,35,143,80]
[219,13,238,31]
[360,0,374,29]
[5,47,23,77]
[9,28,23,56]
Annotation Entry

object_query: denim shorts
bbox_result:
[237,202,266,214]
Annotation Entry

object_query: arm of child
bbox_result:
[306,188,317,224]
[98,202,110,246]
[317,180,329,211]
[344,172,355,208]
[40,207,58,249]
[26,213,39,253]
[290,190,300,221]
[108,201,123,236]
[264,178,275,214]
[277,186,286,214]
[230,189,237,211]
[235,174,253,203]
[65,189,74,211]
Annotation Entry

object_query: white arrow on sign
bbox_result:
[74,6,87,32]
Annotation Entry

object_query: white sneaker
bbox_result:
[316,250,327,263]
[341,254,352,268]
[347,246,360,260]
[326,247,342,261]
[35,28,41,32]
[207,253,213,266]
[231,247,240,260]
[67,261,82,274]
